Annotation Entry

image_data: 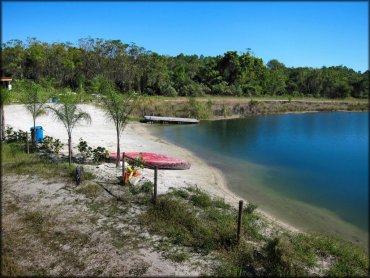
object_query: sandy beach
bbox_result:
[5,103,298,233]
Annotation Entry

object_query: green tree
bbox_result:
[20,81,50,146]
[266,59,287,96]
[100,87,139,167]
[47,94,91,165]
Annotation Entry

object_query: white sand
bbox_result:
[5,103,298,232]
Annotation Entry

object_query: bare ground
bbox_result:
[2,174,217,276]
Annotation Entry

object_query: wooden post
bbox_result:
[26,132,29,154]
[122,152,126,186]
[237,200,244,244]
[153,166,158,204]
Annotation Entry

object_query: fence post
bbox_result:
[237,200,244,244]
[153,166,158,204]
[26,132,29,154]
[122,152,126,186]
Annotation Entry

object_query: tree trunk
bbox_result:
[68,136,72,166]
[116,129,120,168]
[0,103,4,141]
[32,119,36,149]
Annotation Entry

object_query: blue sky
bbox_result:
[2,1,368,72]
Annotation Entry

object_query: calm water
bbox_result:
[153,112,369,246]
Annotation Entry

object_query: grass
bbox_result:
[140,189,242,254]
[164,250,190,263]
[75,182,103,199]
[3,142,368,276]
[128,95,368,120]
[140,187,369,277]
[2,142,94,183]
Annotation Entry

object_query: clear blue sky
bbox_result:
[2,1,368,72]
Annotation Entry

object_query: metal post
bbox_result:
[26,132,29,154]
[122,152,126,186]
[237,200,244,244]
[153,166,158,204]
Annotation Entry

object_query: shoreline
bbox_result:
[140,123,300,234]
[6,104,368,244]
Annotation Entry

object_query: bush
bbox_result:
[77,138,93,159]
[77,138,109,163]
[92,146,109,163]
[4,126,27,143]
[39,136,64,154]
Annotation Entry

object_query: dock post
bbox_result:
[122,152,125,186]
[237,200,244,244]
[153,166,158,204]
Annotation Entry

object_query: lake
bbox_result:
[152,112,369,247]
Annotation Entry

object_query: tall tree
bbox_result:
[100,86,139,167]
[47,94,91,165]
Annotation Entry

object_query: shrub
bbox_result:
[77,138,109,163]
[39,136,64,154]
[77,138,93,159]
[4,126,27,143]
[92,146,109,163]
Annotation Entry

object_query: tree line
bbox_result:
[2,38,368,99]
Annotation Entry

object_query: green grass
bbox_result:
[190,190,212,208]
[294,233,369,276]
[2,143,93,183]
[140,188,369,276]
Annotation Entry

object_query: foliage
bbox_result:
[77,138,93,159]
[47,93,91,165]
[187,97,213,119]
[39,135,64,154]
[2,142,76,180]
[140,187,368,276]
[2,38,367,99]
[18,80,50,145]
[91,146,110,163]
[77,138,109,163]
[4,126,28,143]
[100,86,139,166]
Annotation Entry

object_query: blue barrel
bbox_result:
[51,97,58,103]
[30,126,44,143]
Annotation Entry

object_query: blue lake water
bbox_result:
[152,112,369,247]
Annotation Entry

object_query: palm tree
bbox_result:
[20,82,50,146]
[100,86,139,167]
[47,95,91,165]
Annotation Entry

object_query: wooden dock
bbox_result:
[143,116,199,124]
